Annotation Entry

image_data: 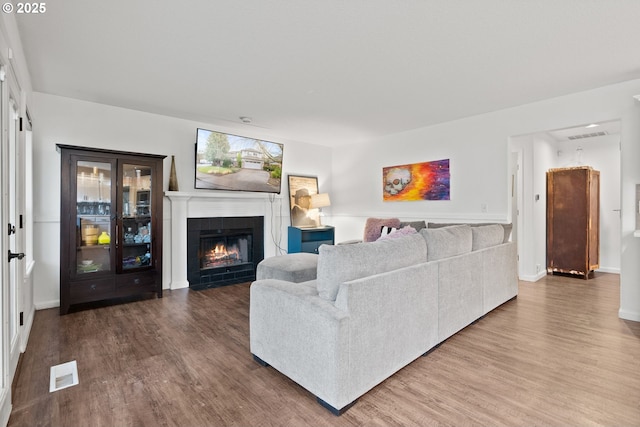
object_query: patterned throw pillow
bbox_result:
[380,226,398,236]
[363,217,401,242]
[377,225,417,241]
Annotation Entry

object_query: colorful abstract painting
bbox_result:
[383,159,450,201]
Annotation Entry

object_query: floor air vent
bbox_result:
[49,360,79,392]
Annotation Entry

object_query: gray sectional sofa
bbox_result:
[250,224,518,415]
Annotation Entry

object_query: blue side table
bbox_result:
[288,226,335,253]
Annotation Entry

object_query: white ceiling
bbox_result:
[14,0,640,147]
[547,120,621,142]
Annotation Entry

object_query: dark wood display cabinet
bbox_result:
[546,166,600,279]
[57,144,166,314]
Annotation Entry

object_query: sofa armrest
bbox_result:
[479,242,518,313]
[249,279,350,406]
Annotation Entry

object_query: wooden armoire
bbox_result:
[546,166,600,279]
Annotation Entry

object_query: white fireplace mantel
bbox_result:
[165,191,283,290]
[165,190,283,201]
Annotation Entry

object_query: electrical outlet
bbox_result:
[481,203,488,213]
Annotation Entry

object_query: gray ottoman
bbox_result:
[256,253,319,283]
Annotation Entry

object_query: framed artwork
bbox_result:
[383,159,450,201]
[288,175,319,228]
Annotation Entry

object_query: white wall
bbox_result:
[620,102,640,321]
[510,134,536,280]
[30,92,332,308]
[330,114,510,242]
[329,79,640,321]
[532,134,555,278]
[510,133,555,281]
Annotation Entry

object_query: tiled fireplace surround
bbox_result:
[165,191,280,290]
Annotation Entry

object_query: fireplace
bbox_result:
[187,216,264,290]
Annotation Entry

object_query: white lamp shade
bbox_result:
[309,193,331,209]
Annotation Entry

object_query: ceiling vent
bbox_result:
[567,131,607,140]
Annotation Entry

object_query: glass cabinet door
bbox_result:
[75,160,113,276]
[120,163,154,270]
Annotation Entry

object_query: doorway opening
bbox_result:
[509,120,621,281]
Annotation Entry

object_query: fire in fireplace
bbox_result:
[187,216,264,290]
[200,235,249,269]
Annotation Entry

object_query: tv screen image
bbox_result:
[195,128,284,193]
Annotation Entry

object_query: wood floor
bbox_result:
[8,273,640,426]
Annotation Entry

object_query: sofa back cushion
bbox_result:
[317,233,427,301]
[399,220,427,231]
[427,222,512,243]
[419,225,472,261]
[471,224,505,250]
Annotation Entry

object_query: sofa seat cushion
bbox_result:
[257,253,319,283]
[419,225,472,261]
[471,224,505,250]
[317,233,427,301]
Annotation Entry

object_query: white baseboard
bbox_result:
[169,280,190,290]
[521,268,620,282]
[619,308,640,322]
[35,300,59,310]
[519,271,547,282]
[20,306,35,353]
[596,267,621,274]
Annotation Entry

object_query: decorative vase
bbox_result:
[98,231,111,245]
[168,155,179,191]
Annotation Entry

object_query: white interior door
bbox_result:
[1,63,24,393]
[510,150,524,278]
[0,64,6,398]
[7,95,21,367]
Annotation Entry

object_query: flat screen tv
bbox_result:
[194,128,284,193]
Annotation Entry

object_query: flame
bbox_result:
[212,243,239,259]
[202,242,242,269]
